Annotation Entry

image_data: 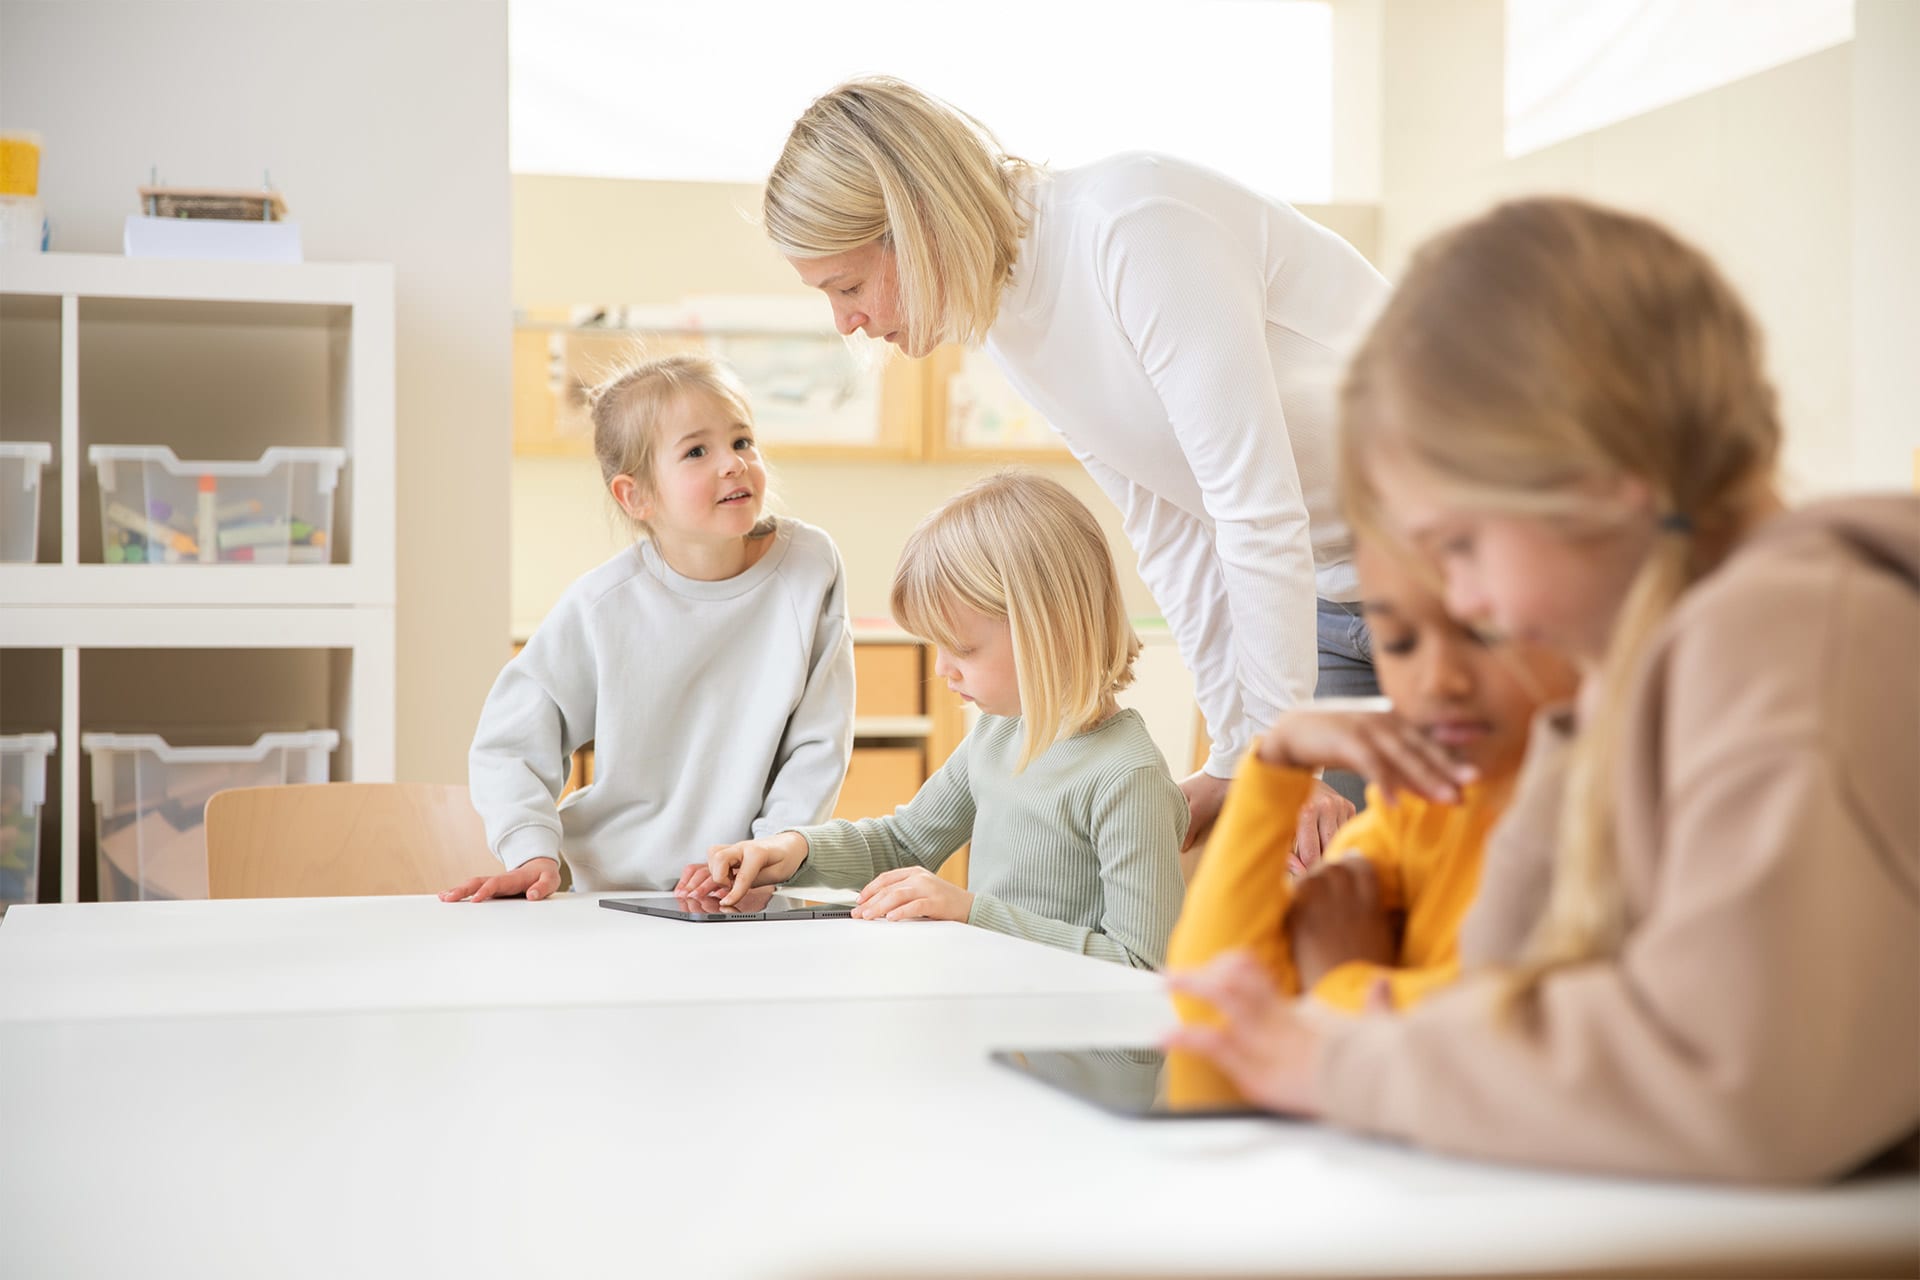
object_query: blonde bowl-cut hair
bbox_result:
[890,471,1139,771]
[763,76,1034,349]
[1337,197,1782,1002]
[588,351,777,542]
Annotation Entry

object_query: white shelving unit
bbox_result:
[0,252,396,902]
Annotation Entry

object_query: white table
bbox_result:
[0,891,1159,1020]
[2,896,1915,1279]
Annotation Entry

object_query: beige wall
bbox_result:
[1372,0,1858,496]
[1330,0,1383,203]
[510,174,1378,632]
[1852,0,1920,489]
[1,0,512,784]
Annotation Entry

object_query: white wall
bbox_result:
[1329,0,1383,202]
[1371,0,1860,497]
[0,0,511,783]
[1852,0,1920,489]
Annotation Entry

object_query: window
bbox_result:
[510,0,1334,201]
[1505,0,1853,157]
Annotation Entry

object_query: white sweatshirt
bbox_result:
[469,516,855,891]
[983,153,1390,777]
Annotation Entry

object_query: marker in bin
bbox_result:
[196,475,218,564]
[105,501,195,557]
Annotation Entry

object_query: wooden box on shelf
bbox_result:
[844,630,970,885]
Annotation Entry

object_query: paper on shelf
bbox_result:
[123,214,302,263]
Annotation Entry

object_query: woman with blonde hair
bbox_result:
[764,76,1390,866]
[703,470,1188,969]
[1168,196,1919,1182]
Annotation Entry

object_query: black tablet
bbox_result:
[990,1047,1267,1119]
[600,889,853,922]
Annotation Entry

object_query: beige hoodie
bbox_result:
[1317,495,1920,1183]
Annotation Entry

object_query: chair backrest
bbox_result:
[205,782,501,898]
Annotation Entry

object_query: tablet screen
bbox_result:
[990,1048,1267,1119]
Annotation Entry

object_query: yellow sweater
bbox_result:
[1166,750,1511,1104]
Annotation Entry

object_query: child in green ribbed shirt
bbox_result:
[698,471,1188,968]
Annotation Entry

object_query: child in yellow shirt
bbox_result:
[1167,537,1576,1099]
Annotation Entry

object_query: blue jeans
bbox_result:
[1315,597,1380,811]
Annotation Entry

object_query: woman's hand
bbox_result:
[852,866,974,922]
[1287,858,1396,988]
[706,832,809,905]
[1178,770,1233,852]
[1258,708,1474,807]
[440,856,561,903]
[1292,779,1357,872]
[1164,951,1324,1116]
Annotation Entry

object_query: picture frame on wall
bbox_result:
[513,296,908,457]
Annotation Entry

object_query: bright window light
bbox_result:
[1506,0,1854,157]
[511,0,1333,201]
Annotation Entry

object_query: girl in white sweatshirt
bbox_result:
[445,354,855,901]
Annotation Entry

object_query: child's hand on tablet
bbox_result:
[1165,951,1323,1116]
[440,856,561,903]
[706,832,809,905]
[852,866,974,922]
[1257,708,1474,805]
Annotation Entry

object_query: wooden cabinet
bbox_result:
[852,643,923,718]
[835,746,922,822]
[845,632,971,885]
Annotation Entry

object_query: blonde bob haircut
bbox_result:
[1337,197,1781,1002]
[890,471,1138,771]
[764,76,1034,349]
[589,351,776,541]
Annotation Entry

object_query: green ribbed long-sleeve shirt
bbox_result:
[791,709,1188,968]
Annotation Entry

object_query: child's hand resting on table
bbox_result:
[852,866,974,922]
[440,856,561,903]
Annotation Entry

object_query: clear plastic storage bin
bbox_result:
[81,730,338,901]
[1,441,53,563]
[88,445,345,565]
[1,732,55,912]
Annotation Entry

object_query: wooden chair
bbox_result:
[205,783,501,898]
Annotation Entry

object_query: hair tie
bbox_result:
[1657,511,1694,535]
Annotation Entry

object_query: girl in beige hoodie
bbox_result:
[1167,196,1919,1183]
